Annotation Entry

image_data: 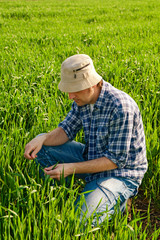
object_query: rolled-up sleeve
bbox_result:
[103,109,134,168]
[58,102,82,141]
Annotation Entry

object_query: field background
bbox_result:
[0,0,160,239]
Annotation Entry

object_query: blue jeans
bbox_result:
[36,140,139,225]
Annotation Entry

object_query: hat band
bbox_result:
[73,63,90,78]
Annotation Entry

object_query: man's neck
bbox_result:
[90,85,102,104]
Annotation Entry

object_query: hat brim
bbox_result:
[58,73,102,93]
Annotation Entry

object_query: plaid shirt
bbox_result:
[58,80,148,185]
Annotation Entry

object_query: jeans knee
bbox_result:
[37,144,46,158]
[35,133,46,138]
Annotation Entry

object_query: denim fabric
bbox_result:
[36,140,139,225]
[36,140,88,180]
[76,176,138,225]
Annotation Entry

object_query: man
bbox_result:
[24,54,148,224]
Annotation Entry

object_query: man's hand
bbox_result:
[44,163,74,181]
[24,134,46,160]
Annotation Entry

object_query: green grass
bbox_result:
[0,0,160,239]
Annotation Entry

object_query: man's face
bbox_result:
[68,87,95,106]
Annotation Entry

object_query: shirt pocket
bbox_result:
[96,126,109,153]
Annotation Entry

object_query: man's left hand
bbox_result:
[44,163,74,181]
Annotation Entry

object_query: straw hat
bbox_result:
[58,54,102,92]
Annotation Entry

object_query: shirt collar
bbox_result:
[94,80,109,109]
[76,80,110,110]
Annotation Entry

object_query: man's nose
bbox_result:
[68,93,75,99]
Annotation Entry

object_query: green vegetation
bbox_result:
[0,0,160,239]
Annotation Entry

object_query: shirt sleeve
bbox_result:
[58,102,82,141]
[103,109,135,168]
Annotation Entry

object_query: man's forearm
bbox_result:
[43,127,69,146]
[24,127,69,160]
[69,157,118,174]
[44,156,118,180]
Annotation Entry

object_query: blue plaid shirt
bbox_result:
[58,80,148,185]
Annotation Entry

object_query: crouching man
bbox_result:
[24,54,148,224]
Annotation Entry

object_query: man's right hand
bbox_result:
[24,134,46,160]
[24,128,69,160]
